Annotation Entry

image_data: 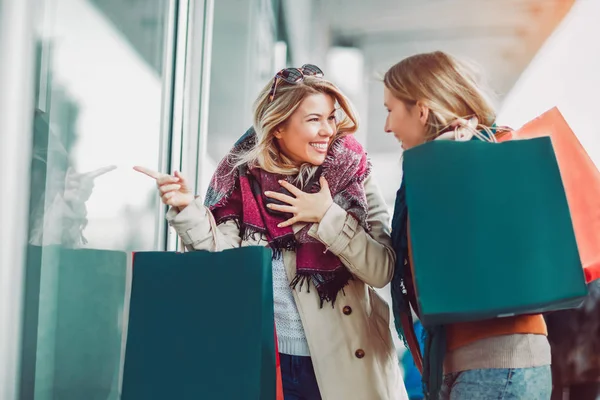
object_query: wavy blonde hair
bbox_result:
[384,51,502,141]
[233,74,359,186]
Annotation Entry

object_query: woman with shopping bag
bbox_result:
[382,52,558,400]
[136,65,407,400]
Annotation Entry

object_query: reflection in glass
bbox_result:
[30,111,118,247]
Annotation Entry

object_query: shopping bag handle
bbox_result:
[435,117,498,143]
[176,205,221,253]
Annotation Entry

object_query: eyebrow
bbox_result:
[305,109,337,118]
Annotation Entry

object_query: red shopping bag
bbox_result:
[498,108,600,282]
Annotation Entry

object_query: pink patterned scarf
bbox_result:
[205,128,371,306]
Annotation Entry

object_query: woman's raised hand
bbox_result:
[134,166,195,209]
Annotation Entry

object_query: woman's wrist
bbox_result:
[316,199,334,222]
[175,193,196,212]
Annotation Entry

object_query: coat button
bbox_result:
[355,349,365,359]
[343,306,352,315]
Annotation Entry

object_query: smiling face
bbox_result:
[383,86,428,150]
[274,93,337,166]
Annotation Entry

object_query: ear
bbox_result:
[417,102,430,127]
[273,129,283,139]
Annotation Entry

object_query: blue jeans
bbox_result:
[279,353,322,400]
[440,366,552,400]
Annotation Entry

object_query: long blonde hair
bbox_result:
[233,74,359,186]
[384,51,500,141]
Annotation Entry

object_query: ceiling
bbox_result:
[324,0,573,40]
[322,0,574,91]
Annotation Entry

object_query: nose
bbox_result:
[320,120,335,137]
[384,117,392,134]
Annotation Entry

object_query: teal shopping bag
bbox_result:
[52,248,128,399]
[21,245,128,400]
[121,246,275,400]
[403,137,587,327]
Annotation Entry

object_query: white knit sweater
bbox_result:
[272,256,310,356]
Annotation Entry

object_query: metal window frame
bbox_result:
[185,0,214,200]
[156,0,182,251]
[0,0,38,398]
[164,0,189,252]
[162,0,214,252]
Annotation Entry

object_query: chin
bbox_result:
[308,154,327,166]
[297,149,327,166]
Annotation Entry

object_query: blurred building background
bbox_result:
[1,0,598,398]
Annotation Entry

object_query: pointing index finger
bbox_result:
[134,166,163,180]
[87,165,117,179]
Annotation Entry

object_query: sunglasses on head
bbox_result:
[268,64,324,102]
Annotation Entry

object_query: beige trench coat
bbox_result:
[166,175,408,400]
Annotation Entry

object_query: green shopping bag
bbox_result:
[21,245,128,400]
[403,137,587,327]
[121,246,276,400]
[52,247,128,399]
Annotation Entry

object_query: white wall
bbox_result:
[497,0,600,169]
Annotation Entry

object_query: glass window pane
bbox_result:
[22,0,172,398]
[206,0,278,165]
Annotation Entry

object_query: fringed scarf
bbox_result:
[204,127,371,306]
[391,183,445,400]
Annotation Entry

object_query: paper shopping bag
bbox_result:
[403,137,587,326]
[121,246,276,400]
[498,108,600,282]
